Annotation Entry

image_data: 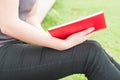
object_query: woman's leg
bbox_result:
[0,40,120,80]
[104,50,120,70]
[38,0,56,23]
[81,41,120,80]
[88,40,120,71]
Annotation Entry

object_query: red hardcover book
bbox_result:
[48,11,107,39]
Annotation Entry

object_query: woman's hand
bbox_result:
[64,27,95,49]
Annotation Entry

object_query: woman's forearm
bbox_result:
[26,15,45,32]
[1,19,69,50]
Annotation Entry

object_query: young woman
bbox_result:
[0,0,120,80]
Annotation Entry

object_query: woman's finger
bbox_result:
[78,27,95,36]
[80,32,94,43]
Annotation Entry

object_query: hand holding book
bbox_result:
[48,11,107,39]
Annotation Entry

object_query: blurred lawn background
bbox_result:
[42,0,120,80]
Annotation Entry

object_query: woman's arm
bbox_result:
[0,0,94,51]
[0,0,66,50]
[26,0,56,30]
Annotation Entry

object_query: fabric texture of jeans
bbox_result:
[0,40,120,80]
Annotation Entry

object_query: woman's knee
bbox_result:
[74,40,103,54]
[72,40,104,61]
[83,40,105,53]
[84,40,102,48]
[79,40,106,61]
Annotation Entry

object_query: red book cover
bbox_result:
[48,11,107,39]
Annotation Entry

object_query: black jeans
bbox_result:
[0,40,120,80]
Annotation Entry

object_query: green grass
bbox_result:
[42,0,120,80]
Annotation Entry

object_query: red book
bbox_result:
[48,11,107,39]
